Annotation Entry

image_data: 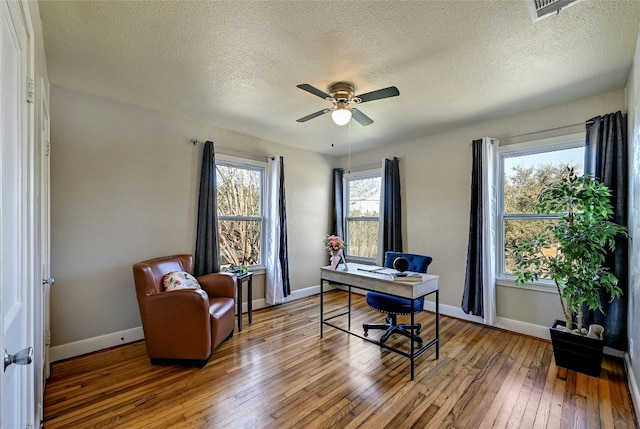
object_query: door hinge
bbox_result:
[26,78,35,103]
[45,330,51,346]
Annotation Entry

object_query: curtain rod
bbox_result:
[344,162,382,174]
[468,120,594,146]
[190,139,274,160]
[502,120,593,140]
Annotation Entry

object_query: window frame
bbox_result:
[215,154,266,269]
[495,133,585,291]
[343,168,382,264]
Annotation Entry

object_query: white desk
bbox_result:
[320,262,439,380]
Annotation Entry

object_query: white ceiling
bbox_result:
[39,1,640,156]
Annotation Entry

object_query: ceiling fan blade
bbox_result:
[297,84,331,100]
[351,108,374,126]
[357,86,400,103]
[296,108,331,123]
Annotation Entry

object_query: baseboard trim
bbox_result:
[51,286,624,363]
[298,286,551,340]
[422,301,551,340]
[286,283,336,302]
[50,284,336,362]
[50,327,144,363]
[625,353,640,428]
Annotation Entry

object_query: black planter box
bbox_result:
[549,319,604,377]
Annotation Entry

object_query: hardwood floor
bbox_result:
[44,291,637,428]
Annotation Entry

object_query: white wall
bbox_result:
[625,20,640,424]
[50,87,333,356]
[49,80,634,363]
[337,89,626,336]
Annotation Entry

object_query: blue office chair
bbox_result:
[363,252,433,347]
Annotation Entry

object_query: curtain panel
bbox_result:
[461,138,497,325]
[194,141,220,276]
[265,156,291,304]
[462,139,484,317]
[332,168,345,239]
[378,157,403,266]
[583,111,628,350]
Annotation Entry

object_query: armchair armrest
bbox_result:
[144,289,210,324]
[197,272,236,298]
[143,289,209,330]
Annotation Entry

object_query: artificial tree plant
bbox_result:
[513,167,627,334]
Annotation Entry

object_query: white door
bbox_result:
[1,1,34,428]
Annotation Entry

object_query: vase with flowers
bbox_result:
[323,235,346,270]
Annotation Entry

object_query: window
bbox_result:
[497,134,584,282]
[344,170,381,261]
[216,157,265,267]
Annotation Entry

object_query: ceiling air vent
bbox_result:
[526,0,584,22]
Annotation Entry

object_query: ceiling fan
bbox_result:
[296,82,399,127]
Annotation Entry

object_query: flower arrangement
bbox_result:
[323,235,345,252]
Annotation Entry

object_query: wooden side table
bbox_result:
[235,272,253,331]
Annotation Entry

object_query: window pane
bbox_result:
[503,147,583,214]
[219,220,261,266]
[346,220,378,258]
[348,177,381,217]
[504,219,559,276]
[216,165,261,216]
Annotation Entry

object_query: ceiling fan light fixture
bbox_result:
[296,81,398,126]
[331,104,352,126]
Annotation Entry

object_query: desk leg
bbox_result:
[247,276,253,324]
[410,299,415,381]
[436,289,439,359]
[237,278,243,332]
[348,286,352,330]
[320,278,324,338]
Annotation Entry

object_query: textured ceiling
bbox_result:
[39,1,640,156]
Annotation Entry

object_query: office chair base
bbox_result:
[363,315,423,347]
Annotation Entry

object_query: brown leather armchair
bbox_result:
[133,254,236,364]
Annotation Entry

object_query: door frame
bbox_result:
[36,74,51,424]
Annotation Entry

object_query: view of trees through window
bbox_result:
[346,174,381,259]
[501,146,584,276]
[216,162,263,267]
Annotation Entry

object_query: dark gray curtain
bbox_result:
[332,168,344,238]
[461,139,484,316]
[583,111,628,350]
[381,158,403,254]
[194,141,220,276]
[278,157,291,297]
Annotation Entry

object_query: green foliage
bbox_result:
[221,264,249,274]
[512,167,628,332]
[503,163,575,274]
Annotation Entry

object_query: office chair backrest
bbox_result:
[384,252,432,273]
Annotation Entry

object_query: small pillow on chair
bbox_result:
[162,271,201,291]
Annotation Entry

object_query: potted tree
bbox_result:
[513,167,627,377]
